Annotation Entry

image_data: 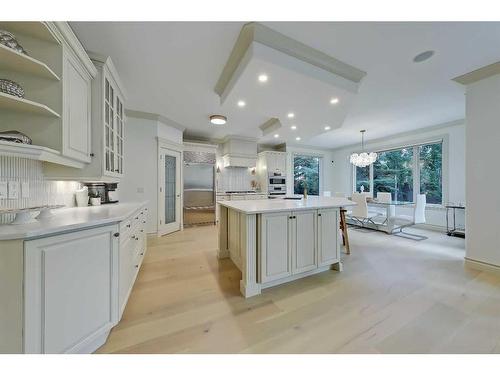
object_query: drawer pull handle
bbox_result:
[140,253,144,256]
[140,229,144,232]
[135,217,139,220]
[113,232,120,237]
[135,237,139,241]
[132,235,136,239]
[143,221,146,224]
[126,224,131,228]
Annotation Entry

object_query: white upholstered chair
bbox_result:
[374,192,395,222]
[334,192,346,198]
[389,194,427,239]
[348,192,379,226]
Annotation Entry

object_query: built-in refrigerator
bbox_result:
[183,151,216,226]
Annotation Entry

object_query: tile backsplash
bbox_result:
[217,166,256,192]
[0,156,80,224]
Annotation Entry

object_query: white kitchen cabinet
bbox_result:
[291,210,317,274]
[43,55,126,181]
[62,47,92,163]
[260,212,291,283]
[317,208,340,266]
[24,224,119,354]
[118,207,148,318]
[259,209,321,282]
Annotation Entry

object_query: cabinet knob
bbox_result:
[135,217,139,220]
[134,265,139,268]
[113,232,120,237]
[135,237,139,241]
[142,221,146,224]
[318,213,322,217]
[126,224,131,228]
[132,235,136,239]
[140,253,144,256]
[140,229,144,232]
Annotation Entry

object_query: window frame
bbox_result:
[292,152,324,196]
[352,135,448,206]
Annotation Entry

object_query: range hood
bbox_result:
[221,136,257,168]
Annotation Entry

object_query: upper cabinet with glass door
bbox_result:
[44,55,126,181]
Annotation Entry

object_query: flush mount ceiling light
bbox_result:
[324,125,331,131]
[295,137,301,141]
[350,130,377,167]
[287,112,295,118]
[209,115,227,125]
[258,74,268,82]
[413,50,435,63]
[330,97,339,105]
[237,100,246,107]
[274,134,279,138]
[290,125,297,130]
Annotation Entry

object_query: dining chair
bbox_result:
[348,192,379,227]
[374,192,395,222]
[388,194,427,240]
[334,192,346,198]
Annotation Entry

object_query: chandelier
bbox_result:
[350,130,377,167]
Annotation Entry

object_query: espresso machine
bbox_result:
[82,182,119,204]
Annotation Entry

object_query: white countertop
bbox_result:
[0,202,147,241]
[218,196,355,214]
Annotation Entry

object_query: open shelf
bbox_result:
[0,22,59,44]
[0,44,60,81]
[0,91,60,117]
[0,140,84,168]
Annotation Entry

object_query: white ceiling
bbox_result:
[71,21,500,149]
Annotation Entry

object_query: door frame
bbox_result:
[157,138,183,236]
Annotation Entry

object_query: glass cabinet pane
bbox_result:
[164,155,176,224]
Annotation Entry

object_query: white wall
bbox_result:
[120,114,183,234]
[465,74,500,267]
[329,120,465,229]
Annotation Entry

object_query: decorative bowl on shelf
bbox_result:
[0,79,25,98]
[0,130,32,144]
[0,29,28,55]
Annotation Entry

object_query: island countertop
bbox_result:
[218,196,355,214]
[0,202,148,241]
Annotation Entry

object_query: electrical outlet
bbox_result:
[8,181,19,199]
[0,181,7,199]
[21,182,30,198]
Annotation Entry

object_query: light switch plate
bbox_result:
[8,181,19,199]
[0,181,7,199]
[21,182,29,198]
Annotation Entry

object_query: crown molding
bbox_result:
[125,109,186,132]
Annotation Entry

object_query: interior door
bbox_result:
[158,148,181,236]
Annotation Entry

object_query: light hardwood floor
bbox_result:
[96,225,500,354]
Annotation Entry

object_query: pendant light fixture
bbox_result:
[350,130,377,167]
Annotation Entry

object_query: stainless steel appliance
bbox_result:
[82,182,119,204]
[268,172,287,196]
[183,151,216,226]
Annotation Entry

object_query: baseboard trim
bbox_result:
[464,257,500,274]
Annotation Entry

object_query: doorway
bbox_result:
[158,147,181,236]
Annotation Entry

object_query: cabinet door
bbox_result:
[119,236,135,317]
[291,210,317,274]
[260,212,291,283]
[62,49,92,163]
[24,225,119,354]
[103,74,124,178]
[317,209,339,266]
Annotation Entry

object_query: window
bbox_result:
[294,155,321,195]
[355,166,370,193]
[419,142,442,204]
[353,141,443,204]
[373,147,414,202]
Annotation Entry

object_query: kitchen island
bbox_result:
[218,196,355,297]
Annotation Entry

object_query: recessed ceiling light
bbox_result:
[330,97,339,105]
[413,50,435,63]
[258,74,268,83]
[287,112,295,118]
[290,125,297,130]
[274,134,279,138]
[296,137,301,141]
[209,115,227,125]
[324,125,331,131]
[237,100,246,107]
